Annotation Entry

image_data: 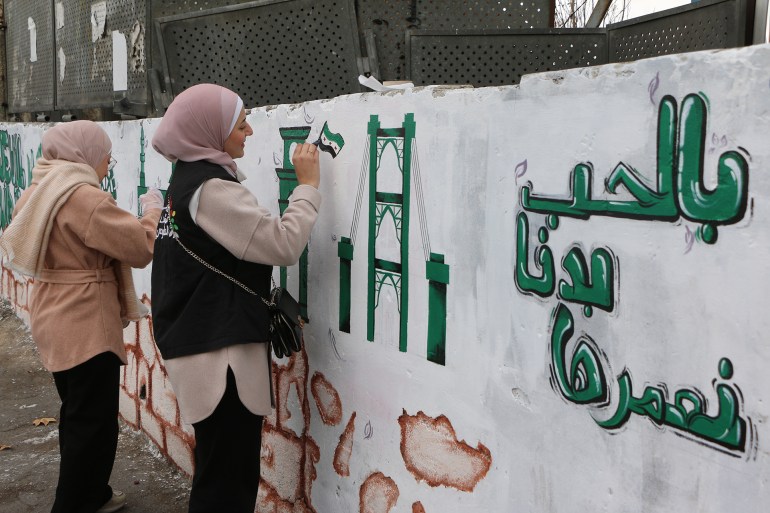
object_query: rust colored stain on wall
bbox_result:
[359,471,400,513]
[257,479,315,513]
[412,501,426,513]
[398,410,492,492]
[261,422,312,503]
[265,348,321,509]
[120,295,195,476]
[311,371,343,425]
[334,412,356,477]
[0,268,32,321]
[274,349,311,430]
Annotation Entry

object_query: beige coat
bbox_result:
[14,185,160,372]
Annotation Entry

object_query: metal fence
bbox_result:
[607,0,754,62]
[154,0,364,108]
[407,28,606,87]
[405,0,756,86]
[5,0,55,113]
[359,1,552,82]
[1,0,760,120]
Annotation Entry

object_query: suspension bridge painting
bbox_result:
[337,114,450,365]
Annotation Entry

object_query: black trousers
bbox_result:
[51,352,121,513]
[189,367,264,513]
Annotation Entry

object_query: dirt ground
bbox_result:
[0,300,191,513]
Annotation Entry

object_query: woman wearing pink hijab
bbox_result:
[150,83,321,512]
[0,120,164,513]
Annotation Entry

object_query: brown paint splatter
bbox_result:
[0,268,33,320]
[274,348,311,430]
[257,480,316,513]
[334,412,356,477]
[412,502,426,513]
[311,372,343,425]
[119,295,194,475]
[302,437,321,503]
[261,420,306,502]
[359,472,399,513]
[265,347,320,509]
[398,410,492,492]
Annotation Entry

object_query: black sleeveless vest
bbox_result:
[151,160,272,359]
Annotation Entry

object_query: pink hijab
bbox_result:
[152,83,244,174]
[42,120,112,171]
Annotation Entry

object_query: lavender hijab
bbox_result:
[152,84,244,175]
[42,120,112,171]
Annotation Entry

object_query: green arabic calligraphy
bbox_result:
[549,303,608,405]
[0,131,38,230]
[520,94,749,244]
[515,212,555,297]
[549,303,747,451]
[559,246,614,312]
[593,359,746,451]
[516,212,615,313]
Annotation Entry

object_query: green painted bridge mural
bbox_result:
[337,114,450,365]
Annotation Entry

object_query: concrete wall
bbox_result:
[2,44,770,512]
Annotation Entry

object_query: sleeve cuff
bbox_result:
[289,184,322,210]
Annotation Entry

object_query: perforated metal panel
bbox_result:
[358,0,553,81]
[56,0,149,111]
[5,0,55,112]
[608,0,752,62]
[155,0,364,107]
[407,29,607,87]
[151,0,243,18]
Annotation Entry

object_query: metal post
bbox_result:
[0,0,7,121]
[754,0,769,44]
[586,0,614,28]
[366,116,379,342]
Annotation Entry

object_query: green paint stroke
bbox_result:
[515,212,555,298]
[338,237,353,333]
[550,303,608,405]
[276,126,311,317]
[0,132,37,230]
[558,246,615,312]
[676,94,748,243]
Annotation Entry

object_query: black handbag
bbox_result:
[177,238,304,358]
[268,286,304,358]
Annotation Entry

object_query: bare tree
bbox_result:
[554,0,633,28]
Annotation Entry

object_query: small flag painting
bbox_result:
[313,122,345,158]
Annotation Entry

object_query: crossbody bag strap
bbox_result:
[175,237,274,308]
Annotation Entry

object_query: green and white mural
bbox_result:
[516,92,754,455]
[3,44,770,513]
[337,114,450,365]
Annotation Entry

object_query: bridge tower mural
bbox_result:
[276,127,312,320]
[338,114,450,365]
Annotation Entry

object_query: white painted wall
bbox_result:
[2,44,770,512]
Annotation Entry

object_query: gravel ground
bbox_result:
[0,300,191,513]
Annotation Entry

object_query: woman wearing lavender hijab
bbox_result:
[150,83,321,512]
[0,120,164,513]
